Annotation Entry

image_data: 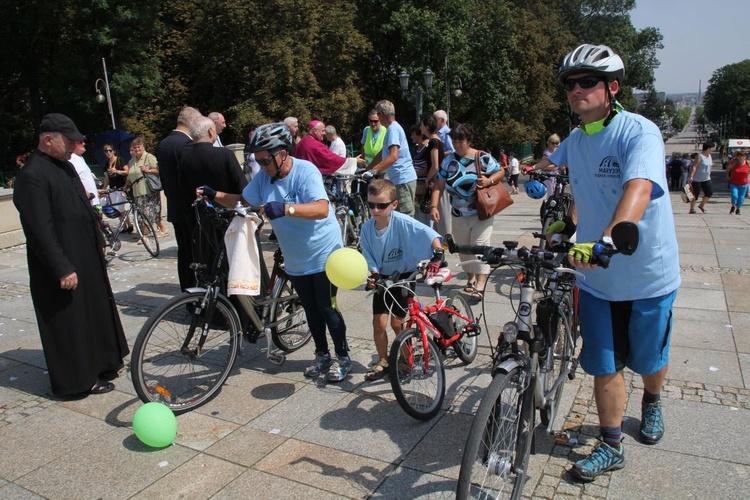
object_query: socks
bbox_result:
[601,426,622,449]
[643,389,661,405]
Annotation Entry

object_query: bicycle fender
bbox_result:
[492,357,526,377]
[185,287,208,294]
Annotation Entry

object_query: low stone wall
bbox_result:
[0,189,24,248]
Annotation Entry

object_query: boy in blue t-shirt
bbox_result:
[360,179,442,381]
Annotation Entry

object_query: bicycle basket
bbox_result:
[428,310,454,337]
[102,205,121,219]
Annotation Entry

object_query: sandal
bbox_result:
[365,360,389,381]
[463,281,477,294]
[470,291,484,301]
[698,206,706,213]
[689,210,696,214]
[88,380,114,395]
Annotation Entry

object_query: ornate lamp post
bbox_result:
[398,68,435,122]
[94,58,116,130]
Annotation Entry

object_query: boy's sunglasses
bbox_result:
[563,76,604,92]
[367,201,395,210]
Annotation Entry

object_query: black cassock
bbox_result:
[13,151,129,396]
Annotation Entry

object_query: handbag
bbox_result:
[144,172,162,192]
[680,183,694,203]
[473,151,513,220]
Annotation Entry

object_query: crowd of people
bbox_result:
[14,41,739,486]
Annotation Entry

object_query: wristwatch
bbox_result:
[287,204,296,216]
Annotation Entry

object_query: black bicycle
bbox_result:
[130,200,312,414]
[99,177,159,262]
[529,171,573,252]
[453,221,639,499]
[323,171,370,251]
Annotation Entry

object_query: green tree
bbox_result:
[637,87,665,127]
[703,60,750,137]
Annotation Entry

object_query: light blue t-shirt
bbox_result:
[549,110,680,301]
[361,211,441,276]
[242,157,342,276]
[437,125,454,154]
[381,121,417,185]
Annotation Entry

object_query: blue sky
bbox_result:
[630,0,750,94]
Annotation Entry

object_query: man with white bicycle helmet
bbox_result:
[197,122,353,382]
[534,44,680,482]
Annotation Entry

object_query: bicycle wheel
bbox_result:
[446,290,478,364]
[130,291,239,414]
[456,367,532,500]
[350,195,370,251]
[133,209,160,257]
[539,292,575,426]
[388,328,445,420]
[269,276,312,352]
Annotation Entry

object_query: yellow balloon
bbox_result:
[325,247,368,289]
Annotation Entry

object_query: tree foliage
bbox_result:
[703,60,750,137]
[0,0,663,171]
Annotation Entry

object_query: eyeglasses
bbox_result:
[549,142,560,146]
[256,152,280,166]
[367,201,395,210]
[105,149,114,153]
[369,120,379,124]
[562,76,604,92]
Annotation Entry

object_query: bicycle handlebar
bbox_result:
[191,196,262,217]
[447,221,639,270]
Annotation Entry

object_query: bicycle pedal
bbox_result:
[267,352,285,366]
[568,358,579,380]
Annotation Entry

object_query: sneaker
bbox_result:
[640,400,665,445]
[737,209,742,215]
[304,353,332,378]
[571,441,625,482]
[730,206,736,214]
[325,356,352,382]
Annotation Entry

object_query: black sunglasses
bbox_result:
[105,149,114,152]
[369,119,379,124]
[563,76,604,92]
[367,200,395,210]
[256,152,280,166]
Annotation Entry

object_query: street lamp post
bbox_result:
[445,76,463,126]
[94,58,116,130]
[398,68,434,123]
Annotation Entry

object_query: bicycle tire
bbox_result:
[456,366,531,500]
[269,276,312,352]
[388,328,445,420]
[130,291,239,414]
[539,292,575,427]
[446,290,478,364]
[351,195,370,251]
[133,210,160,257]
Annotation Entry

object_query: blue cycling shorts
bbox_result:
[578,289,677,376]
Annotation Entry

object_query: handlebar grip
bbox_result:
[591,242,612,269]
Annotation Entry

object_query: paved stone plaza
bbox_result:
[0,125,748,499]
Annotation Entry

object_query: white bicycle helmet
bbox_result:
[558,44,625,83]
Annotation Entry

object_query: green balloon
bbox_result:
[133,402,177,448]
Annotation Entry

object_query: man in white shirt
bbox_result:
[208,111,226,147]
[69,141,100,205]
[325,125,347,157]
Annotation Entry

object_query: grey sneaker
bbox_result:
[571,441,625,482]
[325,356,352,382]
[304,353,332,378]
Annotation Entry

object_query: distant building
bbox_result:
[634,91,667,105]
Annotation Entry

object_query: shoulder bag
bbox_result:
[474,151,513,220]
[142,154,163,192]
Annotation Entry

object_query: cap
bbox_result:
[40,113,86,141]
[308,120,322,131]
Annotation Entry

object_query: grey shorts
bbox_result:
[395,180,417,216]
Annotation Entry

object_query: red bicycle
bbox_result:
[374,264,481,420]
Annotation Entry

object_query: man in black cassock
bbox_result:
[13,113,129,398]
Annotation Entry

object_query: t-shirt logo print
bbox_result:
[596,156,620,179]
[386,248,404,263]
